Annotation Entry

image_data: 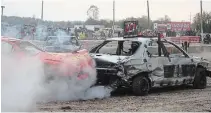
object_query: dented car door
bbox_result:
[162,41,196,80]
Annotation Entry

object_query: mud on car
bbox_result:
[90,37,211,96]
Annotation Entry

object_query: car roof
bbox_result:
[106,37,159,42]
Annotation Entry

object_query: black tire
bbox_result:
[193,68,207,89]
[132,76,150,96]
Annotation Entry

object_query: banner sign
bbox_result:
[154,22,191,32]
[169,22,191,32]
[123,21,138,38]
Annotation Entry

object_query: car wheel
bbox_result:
[132,76,150,96]
[193,68,207,89]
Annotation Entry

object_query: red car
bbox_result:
[1,36,95,81]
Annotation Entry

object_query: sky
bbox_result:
[1,0,211,22]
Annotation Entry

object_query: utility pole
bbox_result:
[200,0,203,39]
[41,0,44,20]
[147,0,150,29]
[189,12,191,23]
[112,0,115,37]
[1,6,5,16]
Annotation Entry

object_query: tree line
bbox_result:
[1,12,211,33]
[192,11,211,33]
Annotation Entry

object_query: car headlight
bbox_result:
[117,71,125,77]
[115,64,126,77]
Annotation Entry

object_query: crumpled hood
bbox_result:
[91,54,128,64]
[191,55,211,65]
[192,56,202,61]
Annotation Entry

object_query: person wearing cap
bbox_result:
[128,41,140,55]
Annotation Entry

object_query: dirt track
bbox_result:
[38,79,211,112]
[38,51,211,112]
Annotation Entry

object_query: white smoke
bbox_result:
[55,29,69,37]
[35,25,48,40]
[1,55,45,112]
[1,43,113,112]
[1,23,21,38]
[40,58,113,102]
[1,23,113,112]
[1,23,71,40]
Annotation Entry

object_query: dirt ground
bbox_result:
[37,52,211,112]
[38,79,211,112]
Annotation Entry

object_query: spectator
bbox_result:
[118,31,121,37]
[160,33,164,38]
[74,28,78,38]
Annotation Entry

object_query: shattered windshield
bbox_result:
[44,36,80,53]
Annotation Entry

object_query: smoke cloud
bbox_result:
[1,55,45,112]
[1,23,113,112]
[1,23,21,38]
[1,41,113,112]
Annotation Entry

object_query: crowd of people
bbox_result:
[2,22,210,45]
[1,23,124,40]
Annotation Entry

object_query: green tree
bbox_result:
[85,18,100,25]
[87,5,99,20]
[192,11,211,33]
[153,15,171,24]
